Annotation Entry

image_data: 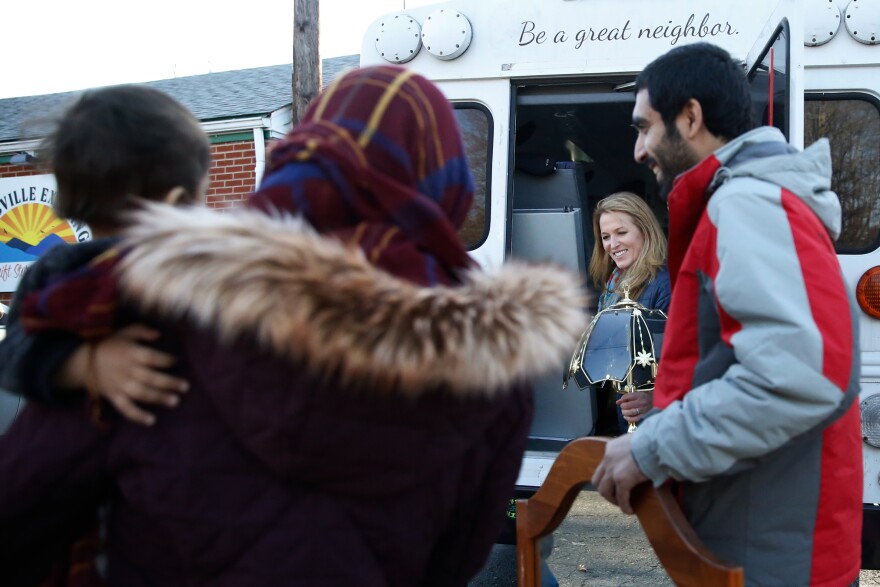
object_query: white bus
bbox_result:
[360,0,880,564]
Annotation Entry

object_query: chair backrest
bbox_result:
[516,437,745,587]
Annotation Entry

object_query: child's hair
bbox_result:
[41,85,212,229]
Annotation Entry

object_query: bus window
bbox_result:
[805,95,880,254]
[453,104,491,249]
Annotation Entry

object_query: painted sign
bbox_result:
[361,0,786,79]
[0,175,91,292]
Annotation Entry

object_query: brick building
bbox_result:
[0,55,357,300]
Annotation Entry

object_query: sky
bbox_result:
[1,0,437,99]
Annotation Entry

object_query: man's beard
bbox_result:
[658,173,676,202]
[654,129,700,202]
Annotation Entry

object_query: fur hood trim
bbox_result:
[117,204,590,397]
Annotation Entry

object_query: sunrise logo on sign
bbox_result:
[0,202,78,263]
[0,175,91,292]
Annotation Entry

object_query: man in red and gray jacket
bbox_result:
[592,42,862,587]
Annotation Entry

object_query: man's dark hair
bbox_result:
[42,85,212,228]
[634,42,754,141]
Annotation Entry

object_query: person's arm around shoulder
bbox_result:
[0,247,189,425]
[55,325,188,426]
[0,252,80,404]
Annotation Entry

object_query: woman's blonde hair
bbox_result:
[588,192,667,301]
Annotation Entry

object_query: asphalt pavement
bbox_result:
[470,489,880,586]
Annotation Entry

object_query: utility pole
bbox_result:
[292,0,320,125]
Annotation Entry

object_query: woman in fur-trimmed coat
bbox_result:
[0,66,589,587]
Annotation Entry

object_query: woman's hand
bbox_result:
[59,325,189,426]
[617,391,653,423]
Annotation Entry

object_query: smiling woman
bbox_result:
[587,191,670,435]
[589,192,668,310]
[599,209,645,273]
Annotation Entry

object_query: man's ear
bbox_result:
[678,98,705,140]
[164,186,188,205]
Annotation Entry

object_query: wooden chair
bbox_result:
[516,437,744,587]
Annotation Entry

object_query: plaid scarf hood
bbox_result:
[21,66,476,336]
[248,65,475,286]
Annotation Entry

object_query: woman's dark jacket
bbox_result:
[598,266,671,313]
[0,206,589,587]
[635,266,671,313]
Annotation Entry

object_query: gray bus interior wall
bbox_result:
[511,164,598,439]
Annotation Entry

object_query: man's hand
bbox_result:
[591,434,649,514]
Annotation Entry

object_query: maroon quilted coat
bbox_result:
[0,66,588,586]
[0,205,587,587]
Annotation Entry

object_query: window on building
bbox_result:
[453,104,491,249]
[805,95,880,253]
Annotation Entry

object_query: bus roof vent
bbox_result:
[804,0,841,47]
[844,0,880,45]
[374,13,422,64]
[420,9,473,61]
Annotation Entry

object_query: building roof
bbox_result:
[0,55,360,144]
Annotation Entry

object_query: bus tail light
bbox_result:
[857,267,880,319]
